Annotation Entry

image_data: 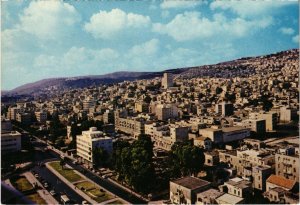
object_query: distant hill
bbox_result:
[3,48,298,96]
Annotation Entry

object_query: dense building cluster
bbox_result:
[1,49,299,204]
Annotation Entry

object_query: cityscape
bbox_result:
[1,1,299,205]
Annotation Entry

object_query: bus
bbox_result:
[60,194,70,205]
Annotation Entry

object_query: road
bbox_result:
[32,164,85,204]
[29,141,86,204]
[14,125,148,204]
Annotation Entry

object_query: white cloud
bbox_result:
[153,12,273,41]
[127,39,159,57]
[279,27,295,35]
[19,1,80,40]
[160,0,202,9]
[292,35,299,43]
[84,9,151,39]
[210,1,296,18]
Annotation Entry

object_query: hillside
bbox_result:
[3,48,298,96]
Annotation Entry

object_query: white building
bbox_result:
[76,127,113,164]
[1,131,22,154]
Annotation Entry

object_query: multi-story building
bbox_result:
[279,106,297,123]
[103,110,115,124]
[162,73,173,89]
[238,119,266,134]
[275,147,299,182]
[135,101,149,113]
[7,107,22,120]
[252,165,273,191]
[1,131,22,154]
[76,127,113,165]
[16,113,31,125]
[146,123,189,150]
[83,97,95,112]
[35,110,47,123]
[170,176,211,204]
[196,189,224,205]
[249,112,277,131]
[220,177,252,198]
[155,104,178,121]
[215,102,234,117]
[200,126,250,144]
[115,114,145,138]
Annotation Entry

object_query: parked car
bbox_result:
[82,200,90,205]
[50,190,56,196]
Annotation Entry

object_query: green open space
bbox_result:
[26,193,47,205]
[107,199,125,204]
[48,161,83,182]
[76,180,114,203]
[11,177,34,192]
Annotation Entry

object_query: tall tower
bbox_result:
[162,73,173,89]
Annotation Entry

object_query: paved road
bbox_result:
[30,142,86,204]
[32,165,85,204]
[14,125,147,204]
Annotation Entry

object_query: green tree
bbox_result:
[169,140,205,177]
[93,147,109,168]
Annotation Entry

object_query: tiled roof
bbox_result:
[266,175,296,190]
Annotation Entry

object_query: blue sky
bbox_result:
[2,0,299,90]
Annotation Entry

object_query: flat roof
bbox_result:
[222,126,249,132]
[216,193,244,204]
[197,188,224,199]
[171,176,210,190]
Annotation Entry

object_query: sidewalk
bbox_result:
[23,172,58,204]
[108,178,149,202]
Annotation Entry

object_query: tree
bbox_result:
[112,135,156,194]
[143,95,152,104]
[93,147,109,168]
[216,87,223,94]
[169,140,205,177]
[60,158,66,170]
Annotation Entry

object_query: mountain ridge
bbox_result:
[3,48,298,96]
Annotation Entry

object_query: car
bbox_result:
[34,174,39,178]
[49,190,56,196]
[43,183,49,188]
[102,175,108,179]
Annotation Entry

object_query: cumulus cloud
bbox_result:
[279,27,295,35]
[160,0,202,9]
[153,12,273,41]
[127,39,159,57]
[210,1,296,18]
[19,1,80,39]
[84,9,151,39]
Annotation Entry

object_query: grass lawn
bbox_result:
[11,177,33,192]
[26,193,46,205]
[76,180,114,203]
[107,200,125,204]
[76,181,95,191]
[49,161,82,183]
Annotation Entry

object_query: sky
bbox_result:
[2,0,299,90]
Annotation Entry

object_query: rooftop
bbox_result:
[197,188,224,199]
[216,193,244,204]
[171,176,210,190]
[267,175,296,190]
[222,126,249,132]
